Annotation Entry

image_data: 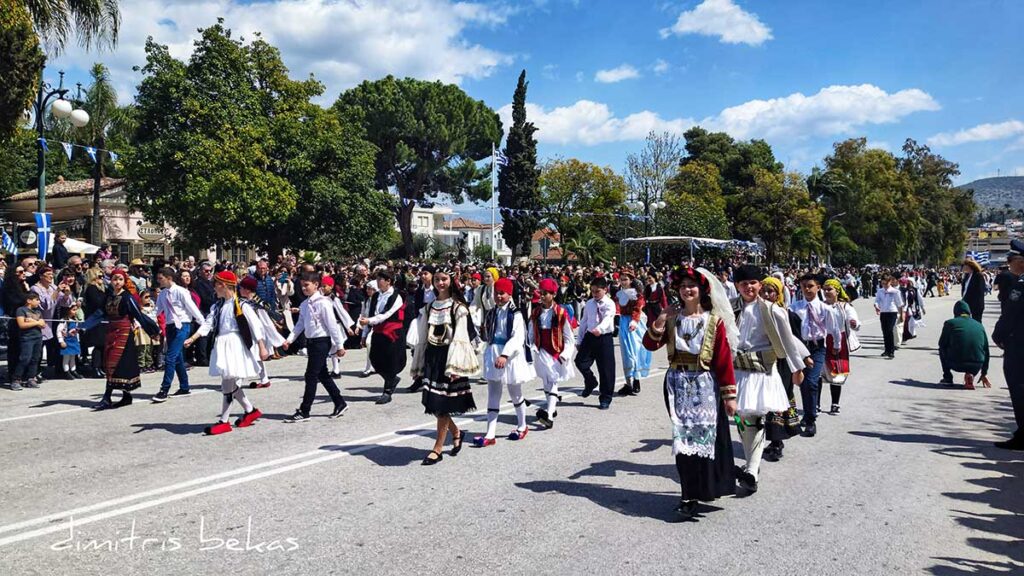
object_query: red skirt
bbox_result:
[826,333,850,380]
[104,317,142,390]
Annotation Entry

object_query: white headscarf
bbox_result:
[698,267,739,352]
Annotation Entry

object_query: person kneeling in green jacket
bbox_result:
[939,300,991,390]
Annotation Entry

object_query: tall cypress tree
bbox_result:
[498,70,540,259]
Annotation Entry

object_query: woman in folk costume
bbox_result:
[729,265,810,495]
[529,278,576,429]
[822,278,860,415]
[615,269,652,397]
[185,271,267,435]
[409,268,480,465]
[80,270,160,410]
[642,267,739,520]
[759,277,807,461]
[238,275,287,389]
[473,277,536,446]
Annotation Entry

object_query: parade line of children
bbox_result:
[66,263,857,521]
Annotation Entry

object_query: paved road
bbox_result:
[0,293,1020,575]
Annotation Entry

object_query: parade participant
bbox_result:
[938,301,991,390]
[993,239,1024,450]
[321,275,355,377]
[473,277,535,446]
[281,272,349,423]
[529,278,576,429]
[359,269,406,404]
[730,265,809,494]
[643,267,738,520]
[822,279,860,414]
[183,271,267,435]
[575,276,617,410]
[789,273,842,437]
[615,270,652,397]
[358,280,378,377]
[238,275,287,389]
[404,266,437,393]
[409,268,479,465]
[874,275,905,359]
[152,267,206,401]
[80,270,160,410]
[759,276,806,461]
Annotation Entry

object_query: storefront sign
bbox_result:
[138,223,166,241]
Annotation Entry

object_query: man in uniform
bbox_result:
[993,239,1024,450]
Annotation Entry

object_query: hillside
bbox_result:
[958,176,1024,211]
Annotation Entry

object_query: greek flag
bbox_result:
[61,142,73,161]
[2,228,17,257]
[34,212,53,256]
[85,146,97,163]
[495,148,509,167]
[967,250,991,265]
[38,138,48,152]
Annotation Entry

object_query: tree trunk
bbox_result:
[91,136,105,245]
[398,201,415,257]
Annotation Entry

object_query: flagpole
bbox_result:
[491,143,496,261]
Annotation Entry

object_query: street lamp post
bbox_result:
[626,196,666,264]
[31,67,90,214]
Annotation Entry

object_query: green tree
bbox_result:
[657,160,730,239]
[23,0,120,54]
[734,168,823,264]
[127,21,391,256]
[0,0,45,137]
[498,70,540,258]
[0,128,37,199]
[334,76,502,256]
[538,158,627,245]
[562,228,609,266]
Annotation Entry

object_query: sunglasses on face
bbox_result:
[15,269,25,274]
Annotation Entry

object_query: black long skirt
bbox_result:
[663,375,736,502]
[421,344,476,417]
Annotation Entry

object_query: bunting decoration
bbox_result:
[38,138,48,152]
[85,146,97,163]
[2,228,17,257]
[61,141,73,161]
[32,138,121,164]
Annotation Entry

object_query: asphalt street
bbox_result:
[0,292,1020,575]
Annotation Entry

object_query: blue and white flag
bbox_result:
[34,212,53,256]
[38,138,48,152]
[85,146,97,163]
[61,142,73,161]
[109,151,119,163]
[966,250,991,265]
[495,149,509,167]
[2,229,17,257]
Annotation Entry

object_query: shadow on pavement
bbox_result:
[319,443,429,467]
[131,421,212,435]
[516,479,681,522]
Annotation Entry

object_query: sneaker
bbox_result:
[10,381,23,391]
[284,410,311,423]
[329,402,349,419]
[23,378,39,389]
[802,423,817,437]
[152,390,169,403]
[171,389,191,397]
[375,393,392,405]
[829,404,840,415]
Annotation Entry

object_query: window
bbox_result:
[143,243,165,257]
[113,242,131,261]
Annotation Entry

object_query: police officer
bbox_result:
[993,238,1024,450]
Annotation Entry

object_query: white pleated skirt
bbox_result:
[735,367,790,418]
[533,348,576,383]
[483,344,536,385]
[209,332,261,381]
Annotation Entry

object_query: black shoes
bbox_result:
[764,441,784,462]
[536,409,554,429]
[171,389,191,397]
[581,382,597,398]
[632,379,641,394]
[93,399,113,410]
[152,390,169,403]
[329,402,350,419]
[994,435,1024,450]
[375,393,392,405]
[421,450,443,465]
[114,394,133,408]
[598,400,611,410]
[450,429,465,456]
[617,384,635,396]
[829,404,840,415]
[736,467,758,494]
[284,410,311,423]
[407,379,426,393]
[675,499,698,520]
[802,423,817,437]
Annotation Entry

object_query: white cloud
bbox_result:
[927,120,1024,146]
[498,100,694,146]
[660,0,772,46]
[52,0,513,104]
[594,64,641,83]
[506,83,938,147]
[709,84,940,140]
[653,59,670,75]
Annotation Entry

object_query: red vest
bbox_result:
[531,305,567,359]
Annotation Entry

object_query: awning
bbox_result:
[63,238,101,255]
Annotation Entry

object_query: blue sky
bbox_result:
[50,0,1024,221]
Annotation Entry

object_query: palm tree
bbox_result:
[563,228,605,266]
[23,0,120,54]
[80,62,134,242]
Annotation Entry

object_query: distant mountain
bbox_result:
[958,176,1024,211]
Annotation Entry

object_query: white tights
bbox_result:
[739,419,766,480]
[62,356,77,373]
[220,379,255,423]
[484,380,526,439]
[543,378,559,415]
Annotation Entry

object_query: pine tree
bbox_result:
[498,70,540,258]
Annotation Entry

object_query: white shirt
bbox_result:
[790,296,842,348]
[576,295,616,344]
[874,287,905,313]
[367,288,403,325]
[157,283,205,329]
[286,292,344,350]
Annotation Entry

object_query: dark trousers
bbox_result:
[14,336,42,381]
[6,318,21,382]
[1005,344,1024,434]
[369,333,404,394]
[160,324,191,393]
[801,341,826,425]
[939,347,982,381]
[575,332,615,403]
[880,312,898,355]
[45,337,63,376]
[299,337,345,415]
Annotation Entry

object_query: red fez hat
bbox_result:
[239,276,258,292]
[321,275,335,288]
[495,277,514,295]
[215,270,237,286]
[538,278,558,293]
[471,273,482,281]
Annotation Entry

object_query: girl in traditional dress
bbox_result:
[409,269,480,465]
[642,267,738,520]
[822,278,860,415]
[759,276,806,461]
[81,270,160,410]
[616,270,652,397]
[56,302,82,379]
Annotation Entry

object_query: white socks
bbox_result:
[62,356,76,373]
[485,380,527,439]
[544,380,559,415]
[220,379,255,423]
[739,422,766,480]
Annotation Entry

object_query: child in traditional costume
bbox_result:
[529,278,576,429]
